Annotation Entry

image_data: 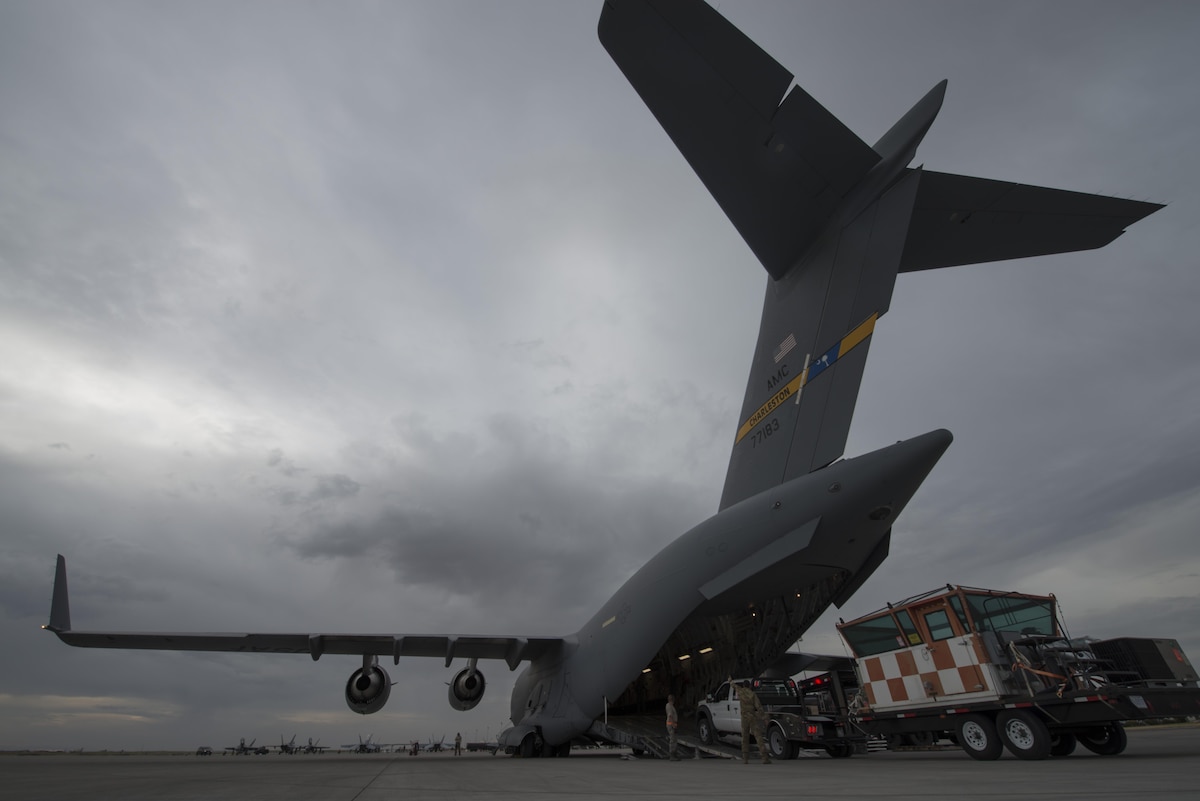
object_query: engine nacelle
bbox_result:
[345,663,391,715]
[448,665,486,711]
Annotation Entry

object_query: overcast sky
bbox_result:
[2,0,1198,751]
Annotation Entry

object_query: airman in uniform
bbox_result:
[665,694,681,761]
[735,680,771,764]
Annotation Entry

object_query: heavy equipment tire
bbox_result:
[1049,732,1077,757]
[956,714,1003,761]
[1078,722,1128,756]
[997,709,1051,760]
[697,715,715,746]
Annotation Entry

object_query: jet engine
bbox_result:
[345,658,391,715]
[448,663,486,711]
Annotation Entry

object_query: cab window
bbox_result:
[895,609,922,646]
[964,593,1056,637]
[923,609,956,641]
[841,614,905,656]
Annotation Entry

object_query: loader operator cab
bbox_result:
[839,586,1059,660]
[837,586,1103,700]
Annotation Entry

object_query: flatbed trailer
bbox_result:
[805,585,1200,760]
[854,683,1200,759]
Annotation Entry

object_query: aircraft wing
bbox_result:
[45,555,563,670]
[599,0,880,280]
[899,170,1164,272]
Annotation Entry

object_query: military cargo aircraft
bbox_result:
[44,0,1159,757]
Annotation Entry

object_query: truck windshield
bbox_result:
[840,615,904,657]
[965,593,1056,636]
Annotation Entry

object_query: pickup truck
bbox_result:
[696,677,863,759]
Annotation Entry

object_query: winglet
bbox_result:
[46,554,72,633]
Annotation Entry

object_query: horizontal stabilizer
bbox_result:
[900,171,1164,272]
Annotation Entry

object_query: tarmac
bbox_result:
[2,725,1197,801]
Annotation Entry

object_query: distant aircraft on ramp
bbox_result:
[224,737,268,756]
[44,0,1160,758]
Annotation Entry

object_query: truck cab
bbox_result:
[699,677,798,741]
[697,676,861,759]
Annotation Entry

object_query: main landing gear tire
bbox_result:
[542,741,570,758]
[518,733,540,759]
[1049,732,1077,757]
[997,709,1051,761]
[697,716,715,746]
[957,714,1003,761]
[1078,722,1128,756]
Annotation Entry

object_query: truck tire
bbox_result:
[956,714,1002,761]
[824,742,853,759]
[1049,732,1077,757]
[697,715,715,746]
[908,730,936,747]
[997,709,1051,760]
[1078,722,1127,756]
[766,724,793,760]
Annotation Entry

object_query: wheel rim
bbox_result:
[769,727,785,757]
[1004,719,1035,751]
[962,721,988,751]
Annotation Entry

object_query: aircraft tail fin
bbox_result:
[718,169,922,508]
[47,554,72,633]
[602,1,1162,511]
[598,0,880,280]
[871,79,946,164]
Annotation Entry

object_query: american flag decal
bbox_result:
[773,333,796,363]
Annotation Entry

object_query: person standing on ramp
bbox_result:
[665,694,681,761]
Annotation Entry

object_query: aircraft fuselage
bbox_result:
[504,429,952,746]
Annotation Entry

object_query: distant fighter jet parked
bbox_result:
[301,737,328,755]
[273,735,299,755]
[44,0,1160,758]
[342,734,386,754]
[224,738,268,756]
